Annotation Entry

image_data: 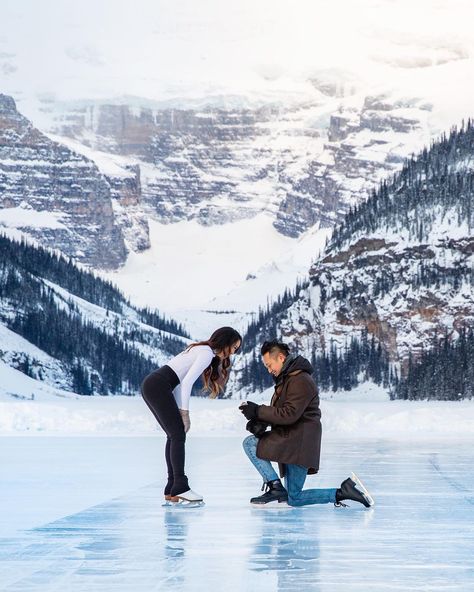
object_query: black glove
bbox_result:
[246,419,269,438]
[239,401,259,420]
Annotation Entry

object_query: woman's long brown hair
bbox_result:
[186,327,242,398]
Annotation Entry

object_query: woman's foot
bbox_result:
[174,489,204,503]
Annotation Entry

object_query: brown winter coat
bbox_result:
[256,356,322,477]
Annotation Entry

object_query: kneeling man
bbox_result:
[240,340,374,508]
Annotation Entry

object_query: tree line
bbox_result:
[0,233,187,395]
[0,233,189,337]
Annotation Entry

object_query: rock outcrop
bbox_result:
[0,94,133,269]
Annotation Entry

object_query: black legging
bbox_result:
[141,365,189,496]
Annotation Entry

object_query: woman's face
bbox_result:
[216,340,241,359]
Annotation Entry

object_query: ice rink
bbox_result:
[1,436,474,591]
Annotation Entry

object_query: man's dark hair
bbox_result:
[260,340,290,357]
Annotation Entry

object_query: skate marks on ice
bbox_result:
[429,453,474,506]
[0,483,173,592]
[1,440,474,591]
[245,441,474,591]
[249,501,293,510]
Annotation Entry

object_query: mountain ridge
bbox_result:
[233,121,474,400]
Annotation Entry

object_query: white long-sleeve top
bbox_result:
[166,344,214,410]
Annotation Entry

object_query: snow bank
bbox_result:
[1,392,473,440]
[1,362,472,439]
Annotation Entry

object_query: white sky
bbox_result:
[1,0,474,102]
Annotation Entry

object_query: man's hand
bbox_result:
[179,409,191,433]
[239,401,259,420]
[246,419,269,438]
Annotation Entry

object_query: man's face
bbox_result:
[262,352,286,377]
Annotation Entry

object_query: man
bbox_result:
[239,340,374,508]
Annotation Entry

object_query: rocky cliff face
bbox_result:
[47,102,282,225]
[104,164,150,253]
[0,86,441,273]
[42,89,433,238]
[0,94,148,269]
[274,94,431,236]
[303,233,473,371]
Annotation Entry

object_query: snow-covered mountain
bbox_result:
[232,123,474,400]
[2,69,470,330]
[1,0,473,296]
[2,0,471,253]
[0,94,149,269]
[1,0,474,396]
[35,89,432,241]
[4,51,472,331]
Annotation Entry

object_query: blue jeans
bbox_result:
[242,435,337,507]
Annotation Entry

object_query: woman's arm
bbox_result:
[173,384,183,408]
[179,348,214,410]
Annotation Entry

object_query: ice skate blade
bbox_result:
[351,471,375,507]
[250,501,291,509]
[163,500,205,509]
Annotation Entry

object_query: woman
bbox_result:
[141,326,242,504]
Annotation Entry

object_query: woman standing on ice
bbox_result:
[141,326,242,505]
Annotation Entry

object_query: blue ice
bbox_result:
[1,437,474,591]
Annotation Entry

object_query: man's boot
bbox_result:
[335,472,374,508]
[250,479,288,504]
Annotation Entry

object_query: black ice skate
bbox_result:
[250,479,288,505]
[335,472,374,508]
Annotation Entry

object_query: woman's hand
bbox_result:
[179,409,191,433]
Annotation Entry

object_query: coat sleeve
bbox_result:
[257,374,315,426]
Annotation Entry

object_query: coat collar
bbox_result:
[272,368,304,404]
[274,355,313,387]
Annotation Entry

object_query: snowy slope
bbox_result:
[0,232,189,396]
[100,216,331,337]
[0,324,74,390]
[40,278,185,363]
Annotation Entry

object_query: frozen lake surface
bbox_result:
[1,436,474,591]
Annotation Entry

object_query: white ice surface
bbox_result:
[0,436,473,591]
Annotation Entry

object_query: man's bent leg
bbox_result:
[242,435,279,483]
[285,464,338,507]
